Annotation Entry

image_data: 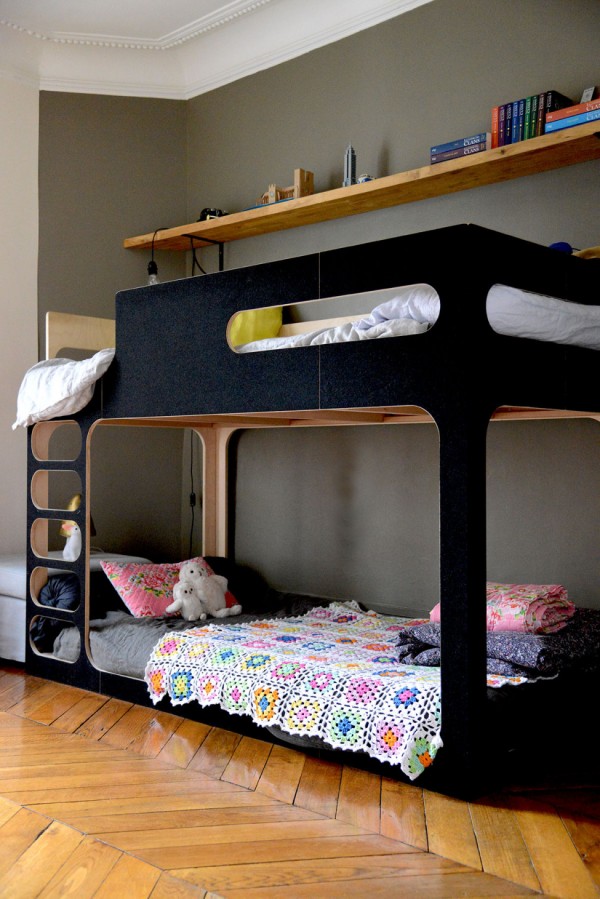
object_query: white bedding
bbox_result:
[238,283,600,353]
[237,315,429,352]
[487,284,600,349]
[12,347,114,429]
[12,285,600,427]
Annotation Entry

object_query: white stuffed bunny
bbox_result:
[196,574,242,618]
[178,560,242,618]
[62,521,82,561]
[179,559,210,583]
[165,579,207,621]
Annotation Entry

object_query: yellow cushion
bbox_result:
[229,307,282,346]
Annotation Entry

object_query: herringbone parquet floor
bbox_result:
[0,664,598,898]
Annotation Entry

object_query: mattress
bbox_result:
[52,594,327,678]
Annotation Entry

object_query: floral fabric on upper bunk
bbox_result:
[145,601,530,781]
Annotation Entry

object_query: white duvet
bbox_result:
[237,315,429,352]
[487,284,600,350]
[238,282,600,353]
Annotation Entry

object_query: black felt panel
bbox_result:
[106,253,320,418]
[318,224,472,298]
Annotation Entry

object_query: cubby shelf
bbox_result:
[124,121,600,253]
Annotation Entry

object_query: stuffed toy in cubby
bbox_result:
[177,560,242,618]
[165,579,207,621]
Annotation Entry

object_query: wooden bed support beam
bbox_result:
[98,405,600,431]
[194,426,237,557]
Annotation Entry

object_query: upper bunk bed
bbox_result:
[23,223,600,798]
[106,223,600,422]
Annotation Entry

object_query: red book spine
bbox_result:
[491,106,499,148]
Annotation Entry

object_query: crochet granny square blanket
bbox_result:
[144,601,526,780]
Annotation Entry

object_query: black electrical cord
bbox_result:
[189,237,207,275]
[148,227,167,281]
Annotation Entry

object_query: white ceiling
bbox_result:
[0,0,432,99]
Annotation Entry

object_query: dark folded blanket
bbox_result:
[31,573,81,652]
[396,608,600,678]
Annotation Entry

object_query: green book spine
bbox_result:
[523,96,532,140]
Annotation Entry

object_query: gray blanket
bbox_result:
[52,594,328,680]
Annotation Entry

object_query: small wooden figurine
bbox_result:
[256,168,314,206]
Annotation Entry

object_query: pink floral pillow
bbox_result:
[101,556,214,617]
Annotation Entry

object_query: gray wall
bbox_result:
[37,0,600,606]
[233,419,600,615]
[185,0,600,271]
[38,92,188,332]
[38,93,189,561]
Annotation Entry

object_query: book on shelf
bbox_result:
[496,105,506,146]
[523,94,538,140]
[430,140,490,164]
[544,107,600,133]
[430,131,491,155]
[494,88,573,145]
[504,102,513,145]
[535,91,547,136]
[511,98,525,143]
[580,85,599,102]
[541,89,574,125]
[491,106,499,148]
[546,97,600,123]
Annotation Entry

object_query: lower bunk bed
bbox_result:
[30,551,600,794]
[21,223,600,798]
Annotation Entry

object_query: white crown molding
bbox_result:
[151,0,276,49]
[1,0,434,99]
[0,0,274,50]
[181,0,434,99]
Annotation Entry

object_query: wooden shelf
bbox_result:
[124,121,600,252]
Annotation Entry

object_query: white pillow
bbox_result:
[12,348,115,429]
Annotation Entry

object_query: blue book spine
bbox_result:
[430,141,489,163]
[511,99,525,143]
[498,105,507,146]
[430,131,490,155]
[544,108,600,132]
[504,102,513,144]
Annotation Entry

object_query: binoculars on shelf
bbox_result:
[197,208,226,221]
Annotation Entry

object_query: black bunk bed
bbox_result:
[25,223,600,798]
